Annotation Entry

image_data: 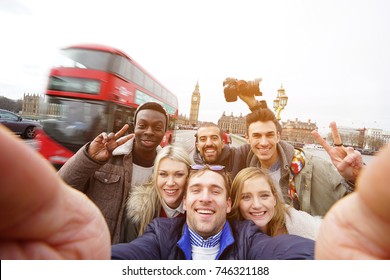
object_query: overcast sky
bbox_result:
[1,0,389,134]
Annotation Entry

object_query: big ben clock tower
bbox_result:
[189,81,201,126]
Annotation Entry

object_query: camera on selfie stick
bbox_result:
[222,77,263,102]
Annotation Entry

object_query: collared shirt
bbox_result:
[177,222,235,260]
[161,200,185,218]
[188,227,222,248]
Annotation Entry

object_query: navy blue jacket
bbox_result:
[111,217,314,260]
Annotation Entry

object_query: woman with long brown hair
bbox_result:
[228,167,321,239]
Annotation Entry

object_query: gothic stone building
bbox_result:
[217,112,246,135]
[22,93,61,119]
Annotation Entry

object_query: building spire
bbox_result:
[190,81,201,126]
[194,80,200,94]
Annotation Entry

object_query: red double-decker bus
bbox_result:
[36,44,178,169]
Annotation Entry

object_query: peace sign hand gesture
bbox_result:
[311,122,364,183]
[316,144,390,259]
[87,124,134,162]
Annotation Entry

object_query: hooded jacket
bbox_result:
[111,217,314,260]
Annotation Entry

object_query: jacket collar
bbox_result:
[247,140,295,171]
[112,137,134,156]
[112,138,162,156]
[278,141,295,169]
[126,181,157,223]
[177,222,234,260]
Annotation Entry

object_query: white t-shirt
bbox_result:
[131,164,154,188]
[191,245,220,260]
[267,168,284,202]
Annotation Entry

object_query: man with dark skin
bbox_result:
[58,102,168,244]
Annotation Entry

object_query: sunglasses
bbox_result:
[190,164,225,172]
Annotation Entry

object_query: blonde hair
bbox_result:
[133,145,191,236]
[228,167,287,236]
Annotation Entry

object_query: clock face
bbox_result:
[193,96,198,101]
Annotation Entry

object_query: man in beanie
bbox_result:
[58,102,168,244]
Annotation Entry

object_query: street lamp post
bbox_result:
[273,84,288,120]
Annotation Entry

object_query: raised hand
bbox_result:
[88,124,134,161]
[238,93,259,109]
[0,125,111,259]
[312,122,363,182]
[316,144,390,259]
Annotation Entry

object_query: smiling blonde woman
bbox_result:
[123,145,192,242]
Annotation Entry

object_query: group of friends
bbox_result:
[1,94,389,260]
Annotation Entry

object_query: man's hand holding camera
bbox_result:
[223,77,266,111]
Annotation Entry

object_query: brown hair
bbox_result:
[228,167,287,236]
[245,108,282,134]
[187,165,231,199]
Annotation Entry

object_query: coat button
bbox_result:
[104,179,108,183]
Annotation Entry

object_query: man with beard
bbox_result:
[58,102,168,244]
[193,122,250,179]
